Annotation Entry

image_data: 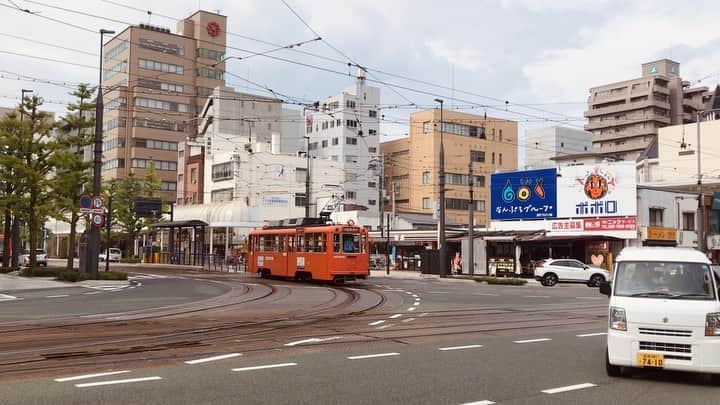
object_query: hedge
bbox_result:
[21,268,62,277]
[485,277,527,286]
[97,271,128,281]
[57,271,89,282]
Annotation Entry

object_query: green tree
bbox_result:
[0,96,57,268]
[112,166,162,258]
[51,84,96,270]
[0,110,23,268]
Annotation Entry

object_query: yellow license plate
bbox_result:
[637,353,664,368]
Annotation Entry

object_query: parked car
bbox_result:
[602,247,720,379]
[21,249,48,267]
[533,258,610,287]
[99,248,122,262]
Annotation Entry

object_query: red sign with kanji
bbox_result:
[584,217,637,231]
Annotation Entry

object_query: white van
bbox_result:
[602,247,720,378]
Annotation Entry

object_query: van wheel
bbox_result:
[588,274,605,287]
[606,349,624,377]
[543,273,558,287]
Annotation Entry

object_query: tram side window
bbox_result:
[264,236,274,252]
[342,234,360,253]
[257,236,265,252]
[289,235,295,252]
[316,233,327,252]
[305,233,315,253]
[333,234,341,252]
[360,234,367,253]
[297,234,305,252]
[278,235,286,252]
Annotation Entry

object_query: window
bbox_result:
[368,199,376,205]
[136,97,188,113]
[368,163,377,170]
[346,120,358,128]
[440,122,485,138]
[649,208,663,226]
[212,162,233,181]
[499,153,503,166]
[105,41,128,61]
[369,110,377,118]
[422,121,431,133]
[422,171,430,184]
[138,59,184,74]
[422,197,431,209]
[342,234,360,253]
[445,198,485,211]
[103,118,126,132]
[331,155,339,161]
[105,97,127,110]
[475,175,485,187]
[321,140,328,148]
[136,139,178,151]
[470,150,485,163]
[392,174,409,181]
[331,137,339,146]
[102,158,124,170]
[190,168,198,184]
[131,159,177,171]
[345,191,357,199]
[104,60,127,81]
[368,181,376,188]
[492,152,495,165]
[137,78,184,93]
[160,181,177,191]
[476,200,486,212]
[368,147,377,153]
[346,137,358,145]
[133,118,186,132]
[345,155,357,163]
[683,212,695,231]
[295,193,307,207]
[345,100,356,108]
[197,48,225,61]
[499,129,503,141]
[103,137,124,152]
[308,142,318,151]
[296,168,307,183]
[197,67,224,80]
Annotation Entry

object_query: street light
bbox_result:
[86,28,115,278]
[695,108,720,254]
[434,98,448,277]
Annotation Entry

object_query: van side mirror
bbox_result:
[599,281,612,297]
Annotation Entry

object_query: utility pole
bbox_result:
[385,212,391,275]
[697,112,704,253]
[467,161,474,275]
[378,154,384,236]
[304,135,311,217]
[86,29,115,278]
[434,98,448,276]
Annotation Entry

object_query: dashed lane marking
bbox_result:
[577,332,607,337]
[54,370,131,382]
[407,307,417,311]
[427,291,449,294]
[347,352,400,360]
[402,318,416,323]
[232,363,297,372]
[389,314,402,319]
[413,302,420,306]
[0,294,19,301]
[83,292,102,295]
[419,312,429,317]
[473,293,499,296]
[376,324,394,330]
[75,376,162,388]
[525,295,550,298]
[438,345,484,351]
[541,383,597,394]
[45,295,69,298]
[369,320,385,326]
[514,338,552,344]
[459,401,495,405]
[184,353,242,365]
[285,337,341,346]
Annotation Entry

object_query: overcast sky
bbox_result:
[2,0,720,155]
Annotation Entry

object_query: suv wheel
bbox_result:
[543,273,558,287]
[588,274,605,287]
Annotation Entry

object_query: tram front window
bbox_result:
[342,234,360,253]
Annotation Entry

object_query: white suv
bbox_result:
[99,248,122,262]
[21,249,48,267]
[534,258,610,287]
[603,247,720,379]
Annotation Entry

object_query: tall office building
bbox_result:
[304,69,381,216]
[585,59,713,161]
[524,126,592,169]
[100,11,227,202]
[381,109,518,227]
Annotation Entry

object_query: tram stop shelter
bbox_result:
[150,220,208,266]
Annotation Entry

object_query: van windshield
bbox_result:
[614,261,716,300]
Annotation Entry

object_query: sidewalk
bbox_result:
[0,273,130,292]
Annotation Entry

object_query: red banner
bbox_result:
[583,217,637,231]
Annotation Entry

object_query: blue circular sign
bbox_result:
[80,195,92,209]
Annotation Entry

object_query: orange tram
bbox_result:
[247,218,369,283]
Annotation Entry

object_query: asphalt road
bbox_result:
[1,273,718,405]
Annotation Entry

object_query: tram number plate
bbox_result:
[637,353,664,368]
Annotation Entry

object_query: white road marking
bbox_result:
[473,293,499,296]
[184,353,242,365]
[45,295,69,298]
[284,337,341,346]
[459,401,495,405]
[412,294,419,298]
[414,297,421,301]
[576,297,605,300]
[369,320,385,326]
[0,294,18,301]
[83,292,102,295]
[347,352,400,360]
[382,289,405,292]
[439,345,484,351]
[402,318,416,323]
[427,291,449,294]
[514,338,552,344]
[54,370,131,382]
[419,312,429,317]
[405,292,413,295]
[389,314,402,319]
[525,295,550,298]
[577,332,607,337]
[376,324,394,330]
[541,383,596,394]
[232,363,297,372]
[407,307,417,311]
[75,376,162,388]
[413,302,420,306]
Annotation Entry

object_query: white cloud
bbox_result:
[522,8,720,103]
[425,39,491,73]
[500,0,614,11]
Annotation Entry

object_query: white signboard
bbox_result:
[262,196,289,206]
[556,162,637,218]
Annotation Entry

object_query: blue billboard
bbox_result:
[490,168,557,220]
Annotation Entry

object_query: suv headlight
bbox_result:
[706,313,720,336]
[610,306,627,331]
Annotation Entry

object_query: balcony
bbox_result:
[596,140,650,155]
[585,114,671,131]
[585,98,670,118]
[591,127,657,142]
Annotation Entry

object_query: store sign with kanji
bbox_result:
[584,217,637,231]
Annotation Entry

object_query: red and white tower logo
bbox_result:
[206,21,220,37]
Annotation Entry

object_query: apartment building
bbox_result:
[381,109,518,227]
[524,126,592,169]
[100,10,227,202]
[585,59,713,161]
[304,69,381,216]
